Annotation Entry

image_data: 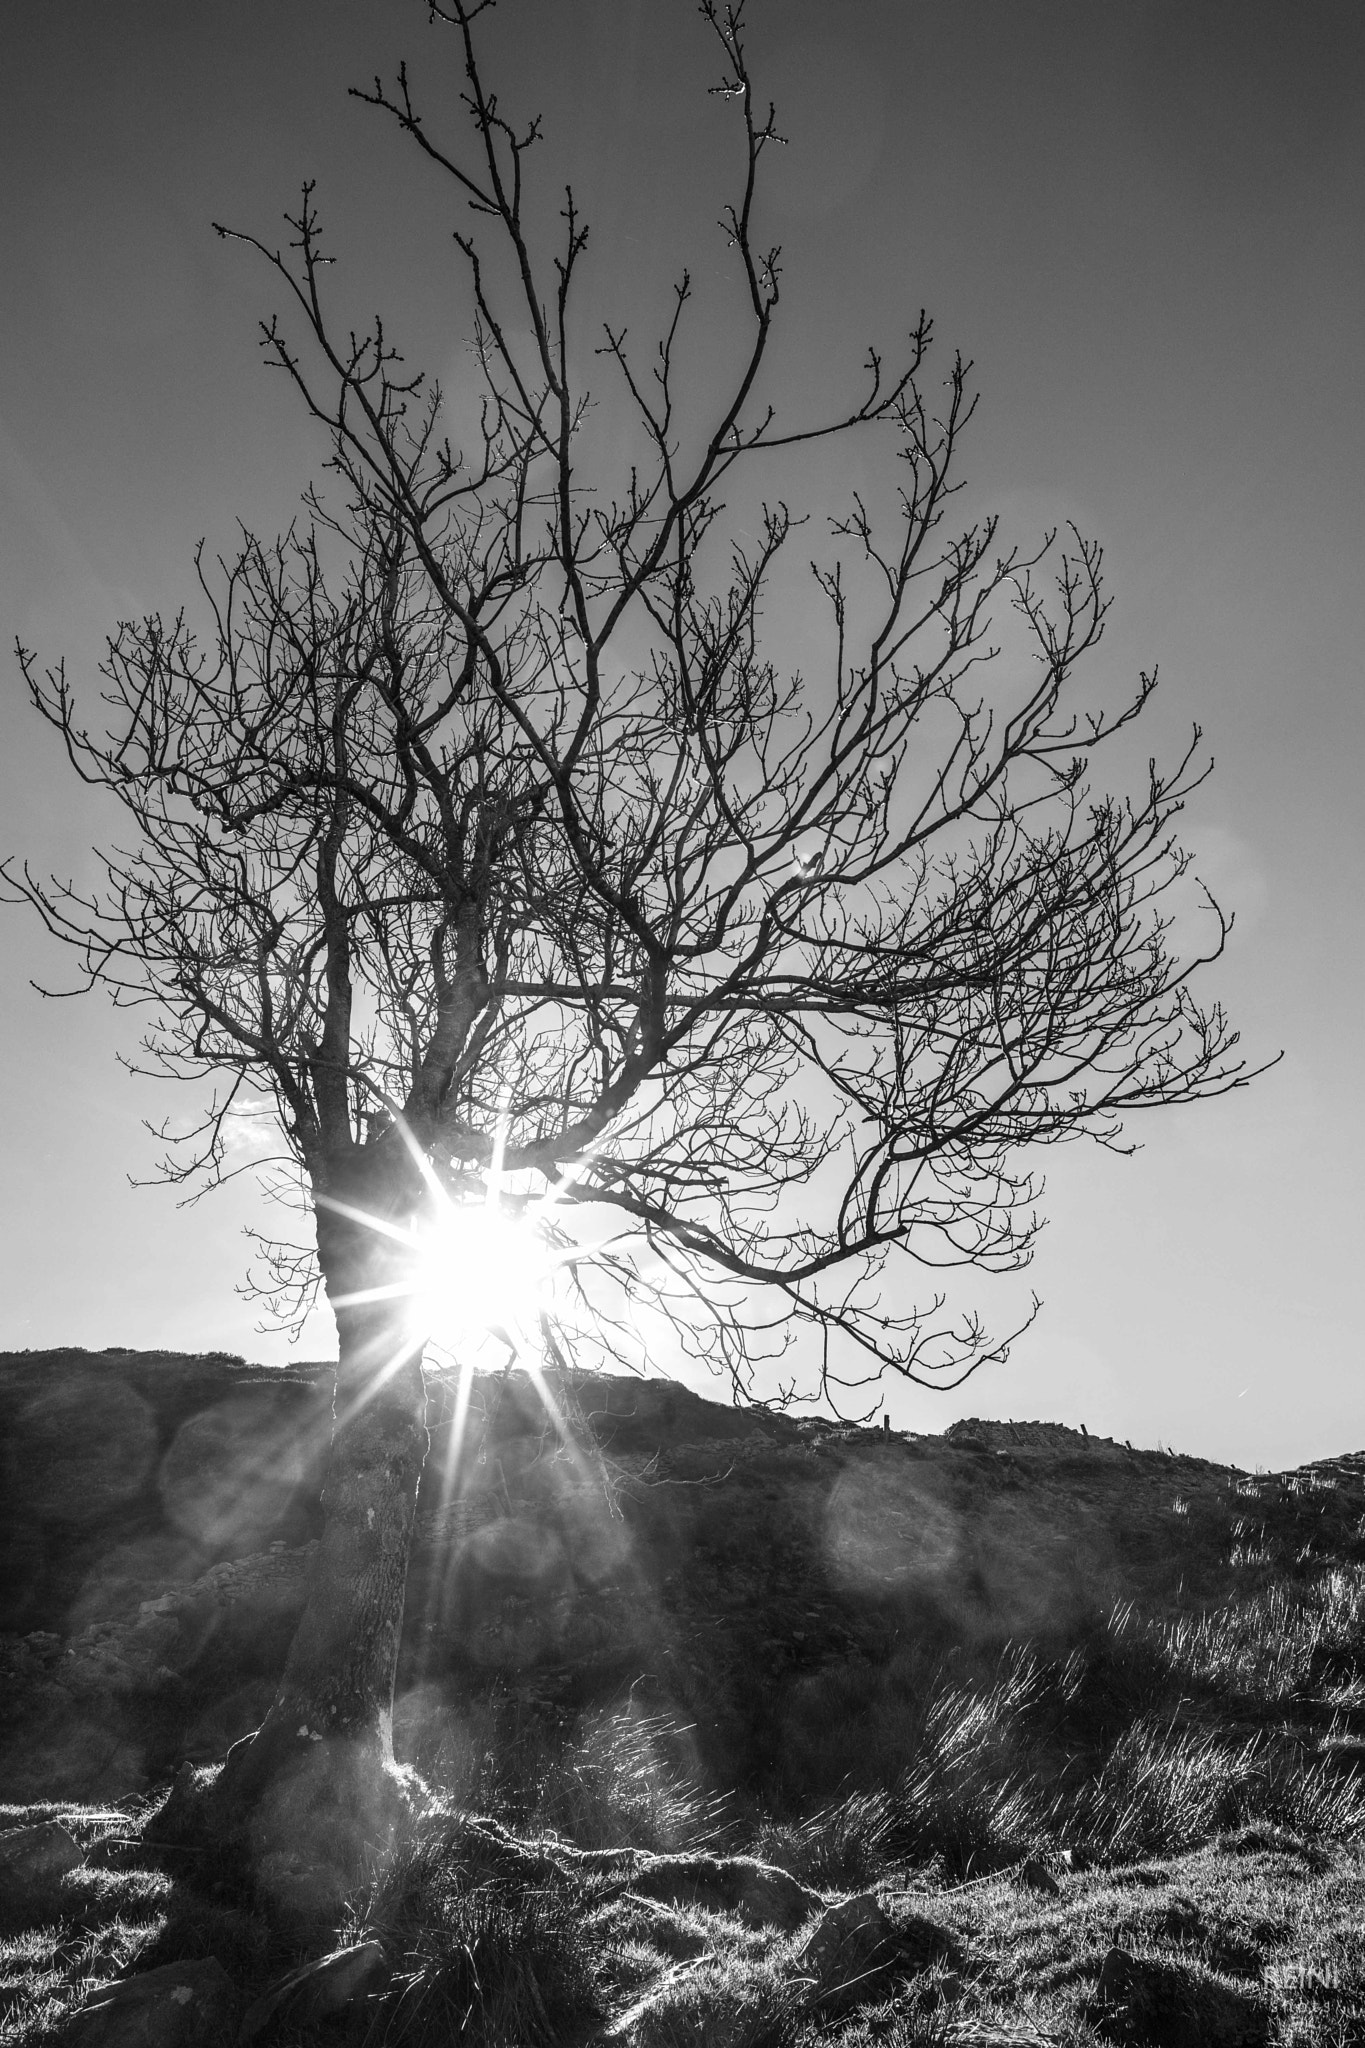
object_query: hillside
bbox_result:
[1,1348,1363,2044]
[3,1346,1358,1808]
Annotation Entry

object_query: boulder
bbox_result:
[237,1941,388,2039]
[1087,1946,1268,2047]
[793,1892,959,2017]
[63,1958,239,2046]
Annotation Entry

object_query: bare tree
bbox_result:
[3,0,1256,1896]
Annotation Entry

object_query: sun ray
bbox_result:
[314,1192,416,1245]
[436,1354,476,1509]
[331,1329,429,1432]
[327,1281,417,1309]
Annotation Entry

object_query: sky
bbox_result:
[0,0,1361,1468]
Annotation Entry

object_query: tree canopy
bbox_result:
[7,0,1252,1412]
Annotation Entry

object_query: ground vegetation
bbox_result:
[2,1363,1362,2044]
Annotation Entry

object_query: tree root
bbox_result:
[145,1730,423,1942]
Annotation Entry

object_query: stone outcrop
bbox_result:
[950,1416,1133,1458]
[61,1545,316,1701]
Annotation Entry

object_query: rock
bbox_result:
[66,1540,206,1637]
[793,1893,959,2017]
[1087,1945,1268,2047]
[1019,1856,1061,1896]
[626,1853,820,1932]
[0,1819,83,1899]
[63,1958,240,2046]
[237,1941,388,2039]
[62,1546,314,1705]
[795,1890,896,1986]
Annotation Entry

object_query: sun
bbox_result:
[408,1198,553,1349]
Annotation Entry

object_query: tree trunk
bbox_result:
[227,1299,428,1775]
[181,1168,431,1928]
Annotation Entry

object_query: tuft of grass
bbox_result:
[624,1947,805,2048]
[1157,1565,1365,1705]
[756,1576,1365,1886]
[1074,1719,1365,1861]
[884,1649,1058,1878]
[1059,1602,1177,1739]
[752,1790,896,1892]
[527,1703,730,1854]
[1254,1744,1365,1840]
[804,1995,952,2047]
[346,1817,602,2047]
[0,1903,163,2047]
[1078,1719,1262,1858]
[402,1686,728,1857]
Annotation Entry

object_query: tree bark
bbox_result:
[223,1297,428,1794]
[178,1166,432,1927]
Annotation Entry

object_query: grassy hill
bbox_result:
[0,1350,1362,2043]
